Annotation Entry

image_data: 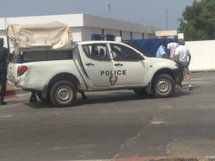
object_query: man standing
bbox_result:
[167,37,178,58]
[174,39,192,91]
[0,38,9,105]
[156,39,168,58]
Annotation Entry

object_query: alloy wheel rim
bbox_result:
[157,80,170,93]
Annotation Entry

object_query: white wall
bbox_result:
[81,27,102,41]
[2,14,84,28]
[70,27,83,42]
[186,40,215,71]
[82,14,159,33]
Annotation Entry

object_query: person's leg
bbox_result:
[0,87,7,105]
[0,70,7,105]
[81,92,87,99]
[29,91,37,103]
[185,74,192,89]
[33,92,37,103]
[184,66,192,90]
[176,63,184,88]
[0,95,7,105]
[185,73,192,90]
[179,71,183,87]
[29,92,34,102]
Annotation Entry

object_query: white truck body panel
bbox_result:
[8,41,179,90]
[7,40,181,106]
[8,60,86,91]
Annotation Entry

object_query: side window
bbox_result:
[23,51,47,62]
[21,50,72,62]
[110,44,141,61]
[82,44,110,61]
[47,51,72,60]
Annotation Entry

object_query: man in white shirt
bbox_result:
[167,38,178,58]
[174,39,192,91]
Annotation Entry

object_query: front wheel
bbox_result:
[50,81,77,107]
[152,74,175,98]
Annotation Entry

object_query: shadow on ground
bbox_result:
[24,87,195,109]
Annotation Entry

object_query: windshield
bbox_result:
[123,42,148,56]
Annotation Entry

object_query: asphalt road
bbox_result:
[1,72,215,161]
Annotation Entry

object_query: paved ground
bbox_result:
[1,72,215,161]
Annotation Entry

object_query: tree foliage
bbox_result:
[178,0,215,40]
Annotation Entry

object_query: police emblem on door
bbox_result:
[109,76,118,86]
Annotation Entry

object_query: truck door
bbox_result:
[79,43,113,87]
[109,43,147,87]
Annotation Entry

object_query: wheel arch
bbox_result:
[48,72,81,91]
[152,68,176,83]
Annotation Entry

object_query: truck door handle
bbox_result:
[114,63,123,67]
[86,63,94,66]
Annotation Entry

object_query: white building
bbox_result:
[0,13,159,46]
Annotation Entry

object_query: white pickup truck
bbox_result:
[7,40,181,106]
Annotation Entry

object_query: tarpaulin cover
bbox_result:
[7,21,73,52]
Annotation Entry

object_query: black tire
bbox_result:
[133,88,148,95]
[36,92,50,103]
[50,81,77,107]
[152,74,175,98]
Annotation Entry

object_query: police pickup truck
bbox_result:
[8,41,181,106]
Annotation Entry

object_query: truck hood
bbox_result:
[145,57,178,69]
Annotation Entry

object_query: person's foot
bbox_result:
[189,85,192,91]
[29,98,37,103]
[0,101,7,105]
[81,92,88,99]
[176,83,182,89]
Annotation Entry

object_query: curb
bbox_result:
[5,89,15,96]
[5,82,30,98]
[5,88,29,98]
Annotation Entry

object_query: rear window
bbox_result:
[12,50,72,63]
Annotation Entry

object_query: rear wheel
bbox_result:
[152,74,175,98]
[50,81,77,107]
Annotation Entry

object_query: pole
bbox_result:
[166,9,168,30]
[106,2,112,18]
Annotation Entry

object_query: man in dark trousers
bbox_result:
[0,38,9,105]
